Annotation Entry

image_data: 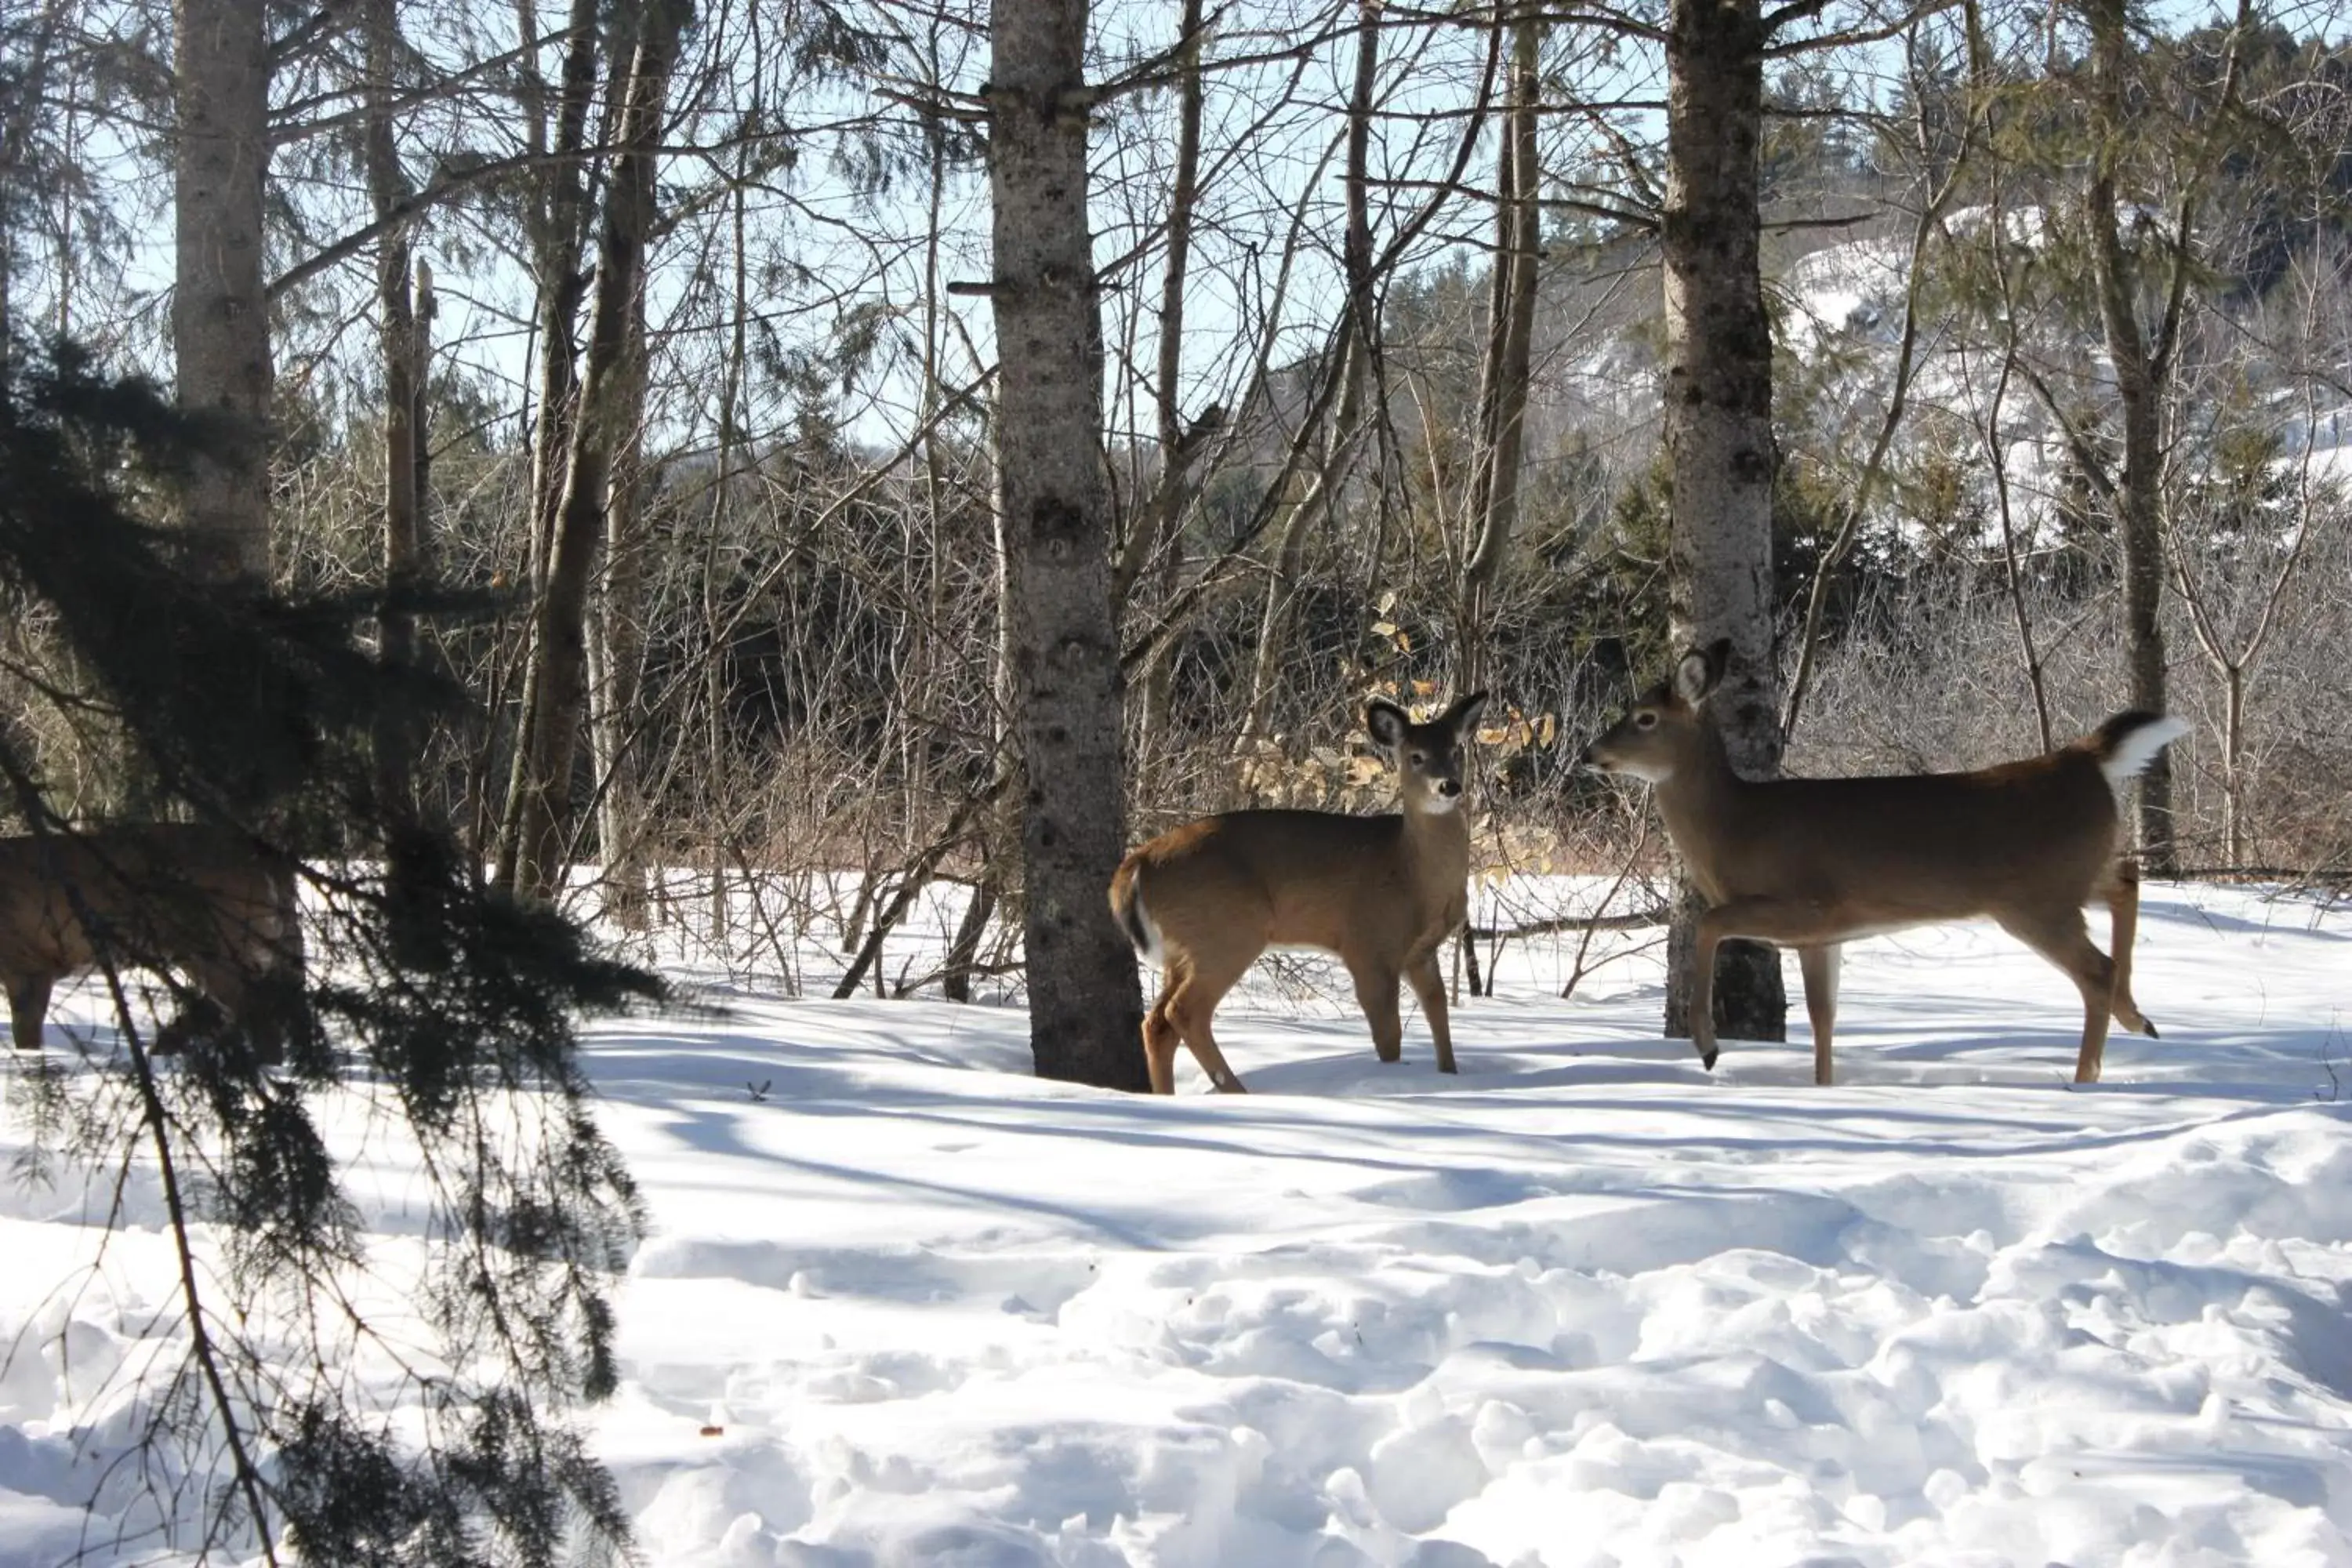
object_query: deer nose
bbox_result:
[1436,778,1461,798]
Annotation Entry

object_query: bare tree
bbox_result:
[2051,0,2252,872]
[1460,5,1542,698]
[500,0,688,899]
[362,0,433,815]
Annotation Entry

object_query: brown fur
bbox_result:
[1581,642,2180,1085]
[1109,694,1486,1093]
[0,823,305,1061]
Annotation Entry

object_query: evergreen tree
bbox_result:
[0,346,659,1566]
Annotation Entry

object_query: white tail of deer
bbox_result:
[1580,641,2183,1085]
[1109,692,1488,1094]
[0,822,307,1062]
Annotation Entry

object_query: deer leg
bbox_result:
[1999,909,2117,1086]
[1142,971,1184,1094]
[7,972,51,1051]
[1162,964,1250,1093]
[1697,898,1857,1077]
[1404,949,1456,1075]
[2100,864,2157,1038]
[1347,958,1405,1065]
[1690,915,1725,1071]
[1797,943,1842,1087]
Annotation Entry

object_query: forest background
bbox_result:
[7,0,2350,985]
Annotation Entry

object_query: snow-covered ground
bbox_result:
[3,879,2350,1566]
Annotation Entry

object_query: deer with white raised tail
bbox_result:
[1579,641,2183,1085]
[1109,692,1487,1094]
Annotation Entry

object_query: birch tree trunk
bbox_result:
[172,0,272,582]
[1660,0,1786,1044]
[987,0,1147,1088]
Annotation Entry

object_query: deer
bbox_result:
[1108,691,1488,1094]
[0,822,307,1062]
[1578,641,2184,1086]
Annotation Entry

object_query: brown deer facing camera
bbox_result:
[1109,692,1487,1094]
[1581,641,2183,1085]
[0,822,306,1062]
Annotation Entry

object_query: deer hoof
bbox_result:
[1697,1045,1719,1071]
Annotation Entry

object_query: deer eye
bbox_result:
[1408,751,1427,766]
[1634,712,1658,729]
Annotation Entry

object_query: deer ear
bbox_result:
[1446,691,1489,737]
[1365,699,1410,750]
[1672,645,1722,706]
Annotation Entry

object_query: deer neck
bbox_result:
[1650,721,1752,863]
[1398,795,1471,888]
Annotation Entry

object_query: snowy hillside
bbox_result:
[2,880,2350,1566]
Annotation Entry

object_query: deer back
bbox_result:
[0,824,297,982]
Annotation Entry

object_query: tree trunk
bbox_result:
[1660,0,1786,1044]
[588,312,652,927]
[495,0,603,870]
[1460,7,1540,696]
[172,0,272,582]
[2222,661,2244,868]
[499,0,685,900]
[520,0,604,588]
[2085,0,2176,873]
[365,0,430,819]
[987,0,1147,1089]
[942,871,999,1004]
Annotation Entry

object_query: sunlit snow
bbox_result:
[2,878,2348,1566]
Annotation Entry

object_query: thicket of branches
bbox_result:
[10,0,2347,919]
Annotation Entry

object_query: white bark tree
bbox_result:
[986,0,1146,1087]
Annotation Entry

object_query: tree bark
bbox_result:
[987,0,1147,1089]
[499,0,685,900]
[2084,0,2175,873]
[587,304,652,927]
[494,0,601,873]
[172,0,272,582]
[1660,0,1785,1043]
[520,0,604,588]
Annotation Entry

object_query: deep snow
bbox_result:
[2,878,2350,1566]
